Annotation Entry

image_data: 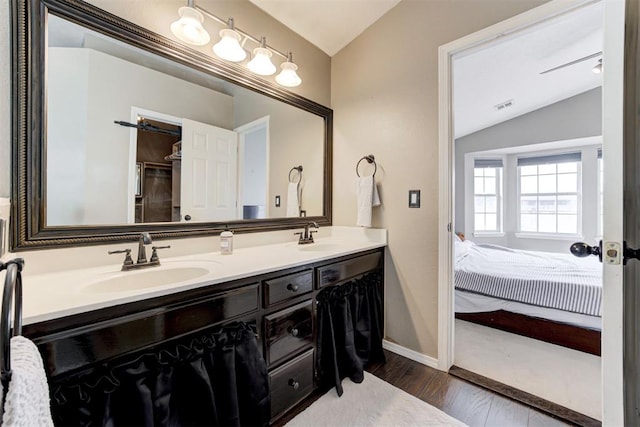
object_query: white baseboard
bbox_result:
[382,340,440,370]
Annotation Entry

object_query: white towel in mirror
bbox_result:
[286,182,300,217]
[357,176,381,227]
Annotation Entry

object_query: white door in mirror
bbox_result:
[181,119,239,221]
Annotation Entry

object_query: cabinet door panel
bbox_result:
[264,300,313,367]
[264,270,313,307]
[317,252,382,288]
[269,349,314,421]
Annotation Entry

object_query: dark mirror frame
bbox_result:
[10,0,333,251]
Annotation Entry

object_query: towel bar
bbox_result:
[289,165,303,183]
[356,155,377,177]
[0,258,24,390]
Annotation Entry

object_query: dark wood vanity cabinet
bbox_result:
[22,247,384,425]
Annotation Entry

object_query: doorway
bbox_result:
[437,0,625,424]
[235,116,270,220]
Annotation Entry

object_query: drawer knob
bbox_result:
[287,283,299,292]
[289,327,299,337]
[288,378,300,390]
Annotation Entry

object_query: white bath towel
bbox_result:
[286,182,300,217]
[1,336,53,427]
[357,176,381,227]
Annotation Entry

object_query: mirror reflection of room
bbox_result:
[451,1,603,420]
[45,13,324,227]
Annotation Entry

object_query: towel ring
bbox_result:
[356,155,377,177]
[0,258,24,386]
[289,165,303,183]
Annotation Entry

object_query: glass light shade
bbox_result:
[276,61,302,87]
[212,29,247,62]
[170,6,210,46]
[247,47,276,76]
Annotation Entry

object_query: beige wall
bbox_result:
[331,0,549,358]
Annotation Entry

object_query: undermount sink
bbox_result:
[83,265,212,293]
[297,243,345,252]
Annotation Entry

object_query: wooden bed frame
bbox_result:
[456,310,601,356]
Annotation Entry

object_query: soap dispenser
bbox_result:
[220,225,234,255]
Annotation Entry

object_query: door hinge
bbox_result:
[447,223,452,232]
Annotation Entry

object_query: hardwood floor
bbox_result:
[274,350,577,426]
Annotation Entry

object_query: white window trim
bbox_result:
[515,153,583,237]
[465,154,505,235]
[515,232,583,241]
[473,231,505,238]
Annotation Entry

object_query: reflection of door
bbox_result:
[181,118,238,222]
[236,116,270,219]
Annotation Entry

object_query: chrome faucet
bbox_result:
[295,222,318,245]
[137,232,153,263]
[108,233,171,271]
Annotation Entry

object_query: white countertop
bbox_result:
[20,227,387,325]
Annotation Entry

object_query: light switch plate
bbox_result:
[275,195,281,207]
[408,190,420,208]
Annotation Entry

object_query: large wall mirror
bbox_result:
[11,0,332,250]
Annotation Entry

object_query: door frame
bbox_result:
[437,0,625,423]
[234,116,271,220]
[127,107,183,223]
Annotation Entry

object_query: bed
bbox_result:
[454,237,602,355]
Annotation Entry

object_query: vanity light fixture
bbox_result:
[276,52,302,87]
[170,0,210,46]
[248,37,277,76]
[170,1,302,87]
[212,18,246,62]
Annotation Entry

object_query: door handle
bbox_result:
[570,241,602,262]
[184,214,191,221]
[571,240,640,265]
[623,242,640,265]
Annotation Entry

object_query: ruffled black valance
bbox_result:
[316,271,385,396]
[50,322,270,427]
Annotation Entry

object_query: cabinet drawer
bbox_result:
[264,300,313,367]
[269,349,314,421]
[317,251,382,288]
[264,270,313,307]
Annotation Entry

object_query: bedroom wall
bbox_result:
[332,0,549,359]
[455,87,602,252]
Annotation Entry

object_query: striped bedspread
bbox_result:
[454,242,602,317]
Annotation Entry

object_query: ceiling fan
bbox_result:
[539,51,602,74]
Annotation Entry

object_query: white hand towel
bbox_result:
[286,182,300,217]
[357,176,381,227]
[1,336,53,427]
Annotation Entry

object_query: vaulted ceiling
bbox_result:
[249,1,603,137]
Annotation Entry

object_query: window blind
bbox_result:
[474,158,503,168]
[517,152,581,166]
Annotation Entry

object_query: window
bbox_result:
[473,159,503,232]
[518,153,580,234]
